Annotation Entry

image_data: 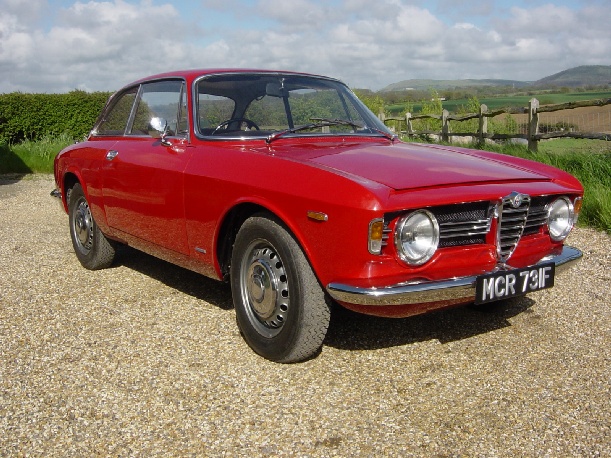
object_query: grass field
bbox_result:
[0,134,73,174]
[473,139,611,233]
[388,90,611,115]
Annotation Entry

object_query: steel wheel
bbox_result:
[239,241,290,338]
[68,183,116,270]
[72,198,94,255]
[231,215,331,363]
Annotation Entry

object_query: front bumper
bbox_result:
[326,246,582,307]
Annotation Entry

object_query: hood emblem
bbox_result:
[508,191,525,208]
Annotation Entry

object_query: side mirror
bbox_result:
[149,117,168,135]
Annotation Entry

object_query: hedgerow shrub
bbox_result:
[0,91,111,143]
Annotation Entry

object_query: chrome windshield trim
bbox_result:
[326,246,582,307]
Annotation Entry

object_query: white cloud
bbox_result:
[0,0,608,93]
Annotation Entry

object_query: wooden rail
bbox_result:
[380,98,611,151]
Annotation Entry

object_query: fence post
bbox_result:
[378,110,386,123]
[528,98,539,152]
[478,104,488,146]
[405,112,413,137]
[441,109,450,142]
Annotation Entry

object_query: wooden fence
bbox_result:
[380,97,611,151]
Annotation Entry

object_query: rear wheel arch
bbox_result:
[62,172,80,210]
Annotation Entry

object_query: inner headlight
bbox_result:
[548,197,574,241]
[394,210,439,266]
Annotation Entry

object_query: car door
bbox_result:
[101,79,193,255]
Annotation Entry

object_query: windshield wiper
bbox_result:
[266,118,364,144]
[309,118,364,129]
[312,118,397,141]
[266,118,398,144]
[368,127,398,142]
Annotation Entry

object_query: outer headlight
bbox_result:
[394,210,439,266]
[548,197,574,241]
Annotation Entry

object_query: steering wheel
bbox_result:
[212,117,260,134]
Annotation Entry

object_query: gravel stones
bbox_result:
[1,175,609,456]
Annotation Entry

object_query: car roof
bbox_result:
[128,68,340,87]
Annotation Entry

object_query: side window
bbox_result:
[95,88,137,136]
[177,85,188,135]
[130,80,185,136]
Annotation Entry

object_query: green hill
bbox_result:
[532,65,611,87]
[379,78,528,92]
[379,65,611,92]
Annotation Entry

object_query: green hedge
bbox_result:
[0,91,112,144]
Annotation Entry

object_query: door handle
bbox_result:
[106,150,119,161]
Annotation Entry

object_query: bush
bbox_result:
[0,91,111,144]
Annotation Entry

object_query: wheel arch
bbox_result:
[215,202,315,284]
[61,171,81,210]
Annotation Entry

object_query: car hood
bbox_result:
[279,141,551,190]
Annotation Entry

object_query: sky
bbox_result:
[0,0,609,93]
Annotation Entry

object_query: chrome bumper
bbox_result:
[326,246,583,307]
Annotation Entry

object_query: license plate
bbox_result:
[475,263,555,305]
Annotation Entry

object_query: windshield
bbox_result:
[195,73,393,140]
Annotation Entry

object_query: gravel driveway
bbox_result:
[1,174,609,457]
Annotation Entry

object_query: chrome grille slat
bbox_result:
[523,198,550,235]
[381,227,392,247]
[439,223,489,236]
[440,219,490,227]
[433,203,492,248]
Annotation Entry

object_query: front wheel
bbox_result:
[231,215,331,362]
[68,183,115,270]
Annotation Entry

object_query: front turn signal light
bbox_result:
[573,197,583,225]
[368,218,384,254]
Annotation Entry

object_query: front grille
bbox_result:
[436,202,491,248]
[385,202,491,250]
[498,193,530,261]
[386,195,553,257]
[524,196,549,235]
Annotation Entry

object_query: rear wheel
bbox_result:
[231,215,331,362]
[68,183,115,270]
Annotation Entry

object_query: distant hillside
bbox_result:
[379,78,529,93]
[379,65,611,92]
[532,65,611,87]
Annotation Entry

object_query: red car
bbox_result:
[53,69,583,362]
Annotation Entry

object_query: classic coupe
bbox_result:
[53,69,583,362]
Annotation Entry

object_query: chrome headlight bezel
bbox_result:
[394,210,440,266]
[547,197,574,242]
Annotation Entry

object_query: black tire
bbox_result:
[230,215,331,363]
[68,183,115,270]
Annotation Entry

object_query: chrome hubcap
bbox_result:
[73,199,93,252]
[241,243,289,337]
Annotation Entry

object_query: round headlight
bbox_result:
[394,210,439,266]
[548,197,574,241]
